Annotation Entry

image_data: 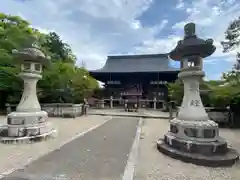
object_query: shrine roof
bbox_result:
[89,53,179,73]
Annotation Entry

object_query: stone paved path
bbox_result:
[88,108,170,118]
[0,115,110,175]
[1,117,139,180]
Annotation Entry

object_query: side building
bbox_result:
[89,53,179,108]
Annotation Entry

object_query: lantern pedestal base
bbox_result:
[0,111,56,143]
[170,118,219,142]
[157,137,239,167]
[157,117,239,167]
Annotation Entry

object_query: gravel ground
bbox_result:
[134,119,240,180]
[0,115,110,176]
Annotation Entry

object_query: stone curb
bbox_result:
[122,118,143,180]
[88,113,170,119]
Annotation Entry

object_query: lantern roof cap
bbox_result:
[169,23,216,60]
[12,47,51,67]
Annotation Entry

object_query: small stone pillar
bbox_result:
[110,96,113,108]
[169,101,174,119]
[100,99,104,109]
[161,101,168,111]
[124,99,128,111]
[0,47,56,142]
[153,97,157,110]
[5,104,11,115]
[82,104,88,116]
[83,98,88,116]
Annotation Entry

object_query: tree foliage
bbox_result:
[218,16,240,107]
[167,80,183,105]
[41,32,77,63]
[0,13,99,109]
[221,16,240,71]
[0,13,36,91]
[38,62,98,103]
[221,16,240,53]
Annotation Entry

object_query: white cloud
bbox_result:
[1,0,155,70]
[78,0,153,22]
[1,0,240,79]
[130,20,142,29]
[154,19,169,33]
[134,0,240,67]
[172,0,240,61]
[176,0,185,9]
[133,35,181,54]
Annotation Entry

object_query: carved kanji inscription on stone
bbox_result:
[190,100,200,107]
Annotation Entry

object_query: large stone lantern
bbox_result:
[157,23,239,166]
[0,47,56,143]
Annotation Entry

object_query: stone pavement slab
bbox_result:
[1,117,139,180]
[0,115,110,177]
[134,118,240,180]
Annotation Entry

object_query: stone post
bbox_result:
[83,98,88,116]
[100,99,104,109]
[162,101,167,111]
[5,104,11,115]
[110,96,113,108]
[124,99,128,112]
[153,97,157,110]
[169,102,173,119]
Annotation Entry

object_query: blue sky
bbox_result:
[1,0,240,80]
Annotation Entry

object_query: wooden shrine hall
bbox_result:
[89,53,180,109]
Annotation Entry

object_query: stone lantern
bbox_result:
[1,47,56,142]
[157,23,239,166]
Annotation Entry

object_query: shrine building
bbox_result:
[89,53,180,108]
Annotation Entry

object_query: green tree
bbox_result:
[0,13,39,108]
[0,13,99,109]
[41,32,77,63]
[167,80,183,105]
[218,16,240,107]
[205,16,240,109]
[221,16,240,53]
[38,62,99,103]
[71,67,99,103]
[221,16,240,71]
[209,84,239,107]
[0,13,37,69]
